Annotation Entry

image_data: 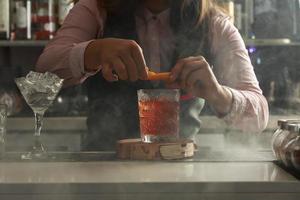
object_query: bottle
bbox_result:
[58,0,74,26]
[0,0,10,40]
[293,0,300,41]
[272,120,287,159]
[234,3,242,32]
[272,119,300,161]
[13,0,32,40]
[290,130,300,171]
[245,0,254,39]
[32,0,57,40]
[0,67,23,116]
[280,124,300,167]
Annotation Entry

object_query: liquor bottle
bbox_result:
[233,0,253,39]
[58,0,74,26]
[293,0,300,40]
[0,0,10,40]
[240,0,254,39]
[234,3,242,32]
[0,66,24,116]
[32,0,57,40]
[13,0,32,40]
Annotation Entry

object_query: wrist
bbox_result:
[208,85,233,116]
[84,40,101,72]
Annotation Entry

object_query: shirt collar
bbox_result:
[136,5,170,24]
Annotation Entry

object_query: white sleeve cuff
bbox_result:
[69,40,97,79]
[221,87,247,124]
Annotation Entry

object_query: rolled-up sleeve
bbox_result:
[211,16,269,132]
[36,0,103,87]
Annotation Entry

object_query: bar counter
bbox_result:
[1,116,300,199]
[0,155,300,200]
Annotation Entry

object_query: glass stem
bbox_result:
[34,112,44,137]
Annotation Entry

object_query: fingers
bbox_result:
[102,63,118,82]
[94,39,149,82]
[111,58,128,80]
[119,52,138,82]
[179,60,203,88]
[186,69,203,88]
[170,56,204,81]
[170,56,207,86]
[103,40,147,81]
[185,69,205,97]
[130,43,148,80]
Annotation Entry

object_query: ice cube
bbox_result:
[15,71,64,108]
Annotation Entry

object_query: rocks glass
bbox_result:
[137,89,180,143]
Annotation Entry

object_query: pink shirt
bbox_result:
[36,0,269,132]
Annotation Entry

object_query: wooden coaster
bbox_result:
[116,138,196,160]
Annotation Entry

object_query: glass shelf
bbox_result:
[245,39,300,46]
[0,40,49,47]
[1,39,300,47]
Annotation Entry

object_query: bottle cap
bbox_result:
[278,119,300,130]
[287,123,300,133]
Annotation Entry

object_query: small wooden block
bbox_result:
[116,138,195,160]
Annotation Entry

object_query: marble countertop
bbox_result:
[7,115,298,131]
[0,161,297,183]
[0,161,300,199]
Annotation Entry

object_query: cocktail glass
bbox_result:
[137,89,180,143]
[15,71,63,160]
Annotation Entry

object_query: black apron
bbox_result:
[82,5,211,151]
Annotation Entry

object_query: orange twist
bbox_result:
[147,71,171,81]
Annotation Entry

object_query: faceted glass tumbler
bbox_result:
[137,89,180,143]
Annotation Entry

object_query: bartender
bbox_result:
[36,0,269,150]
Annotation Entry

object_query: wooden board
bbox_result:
[116,138,196,160]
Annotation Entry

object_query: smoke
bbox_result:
[194,113,275,162]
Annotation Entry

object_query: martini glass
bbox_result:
[15,71,63,160]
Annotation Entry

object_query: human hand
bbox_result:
[168,56,219,100]
[84,38,148,82]
[168,56,233,115]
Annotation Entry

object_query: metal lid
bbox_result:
[278,119,300,130]
[287,124,300,133]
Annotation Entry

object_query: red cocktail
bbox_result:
[138,89,180,143]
